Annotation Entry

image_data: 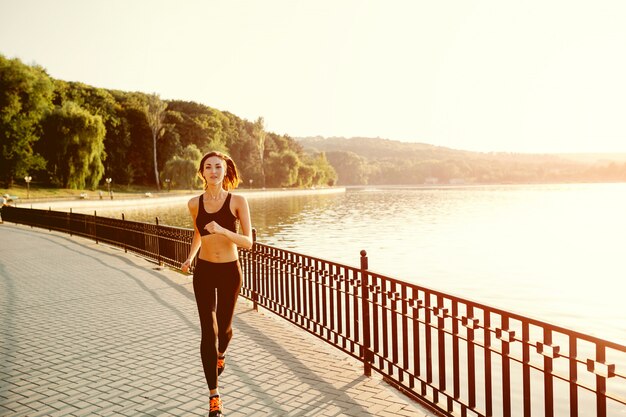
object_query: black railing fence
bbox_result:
[4,206,625,417]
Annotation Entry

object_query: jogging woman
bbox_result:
[181,151,252,417]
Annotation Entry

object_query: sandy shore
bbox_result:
[23,187,346,211]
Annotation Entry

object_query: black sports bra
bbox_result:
[196,193,237,236]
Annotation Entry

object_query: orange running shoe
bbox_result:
[208,395,223,417]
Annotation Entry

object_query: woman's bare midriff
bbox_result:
[198,234,239,263]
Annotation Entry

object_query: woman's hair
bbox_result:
[198,151,241,191]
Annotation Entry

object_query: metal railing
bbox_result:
[4,206,625,417]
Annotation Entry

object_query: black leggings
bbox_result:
[193,259,242,390]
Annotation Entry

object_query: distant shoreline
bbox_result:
[13,181,626,211]
[23,187,347,211]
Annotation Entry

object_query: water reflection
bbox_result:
[248,193,342,241]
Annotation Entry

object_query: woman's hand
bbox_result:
[204,221,226,236]
[181,259,192,273]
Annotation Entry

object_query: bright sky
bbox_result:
[2,0,626,153]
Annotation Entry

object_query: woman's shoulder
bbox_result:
[230,193,248,205]
[187,194,202,209]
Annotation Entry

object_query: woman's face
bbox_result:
[202,156,225,186]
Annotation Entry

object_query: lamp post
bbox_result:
[249,179,253,189]
[165,178,171,192]
[105,178,112,199]
[24,176,32,199]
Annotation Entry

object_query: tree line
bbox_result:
[0,55,337,190]
[298,136,626,185]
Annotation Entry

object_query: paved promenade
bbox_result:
[0,224,433,417]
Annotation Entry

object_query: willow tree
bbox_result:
[145,94,167,190]
[39,101,106,189]
[162,144,202,190]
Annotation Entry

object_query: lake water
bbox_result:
[94,183,626,345]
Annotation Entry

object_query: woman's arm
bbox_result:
[206,194,253,249]
[182,197,201,273]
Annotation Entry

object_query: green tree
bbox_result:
[298,152,337,187]
[112,91,153,185]
[229,118,261,186]
[0,55,54,186]
[326,151,368,185]
[145,94,167,190]
[39,101,106,189]
[165,100,229,152]
[162,144,202,190]
[296,164,315,187]
[54,81,133,184]
[265,151,300,187]
[253,117,267,187]
[311,152,337,186]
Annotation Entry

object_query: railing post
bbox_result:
[69,208,72,237]
[155,217,162,266]
[252,229,258,311]
[595,343,607,417]
[360,250,372,377]
[94,210,98,244]
[122,213,127,253]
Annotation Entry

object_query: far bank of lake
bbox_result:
[24,187,347,212]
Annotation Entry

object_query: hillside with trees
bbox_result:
[3,54,624,191]
[297,136,626,185]
[0,55,336,190]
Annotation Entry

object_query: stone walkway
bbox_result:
[0,224,434,417]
